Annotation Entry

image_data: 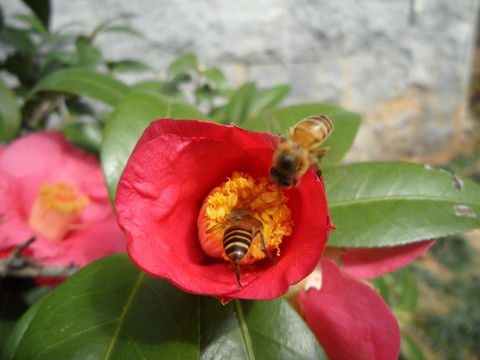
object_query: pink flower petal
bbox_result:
[298,259,400,360]
[336,240,435,279]
[0,131,126,267]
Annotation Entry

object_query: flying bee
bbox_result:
[206,208,276,288]
[270,114,334,187]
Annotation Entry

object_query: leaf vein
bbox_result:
[104,271,146,359]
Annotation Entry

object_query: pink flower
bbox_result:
[115,118,333,302]
[0,132,126,267]
[295,240,434,359]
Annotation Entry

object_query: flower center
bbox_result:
[197,171,293,265]
[28,181,90,241]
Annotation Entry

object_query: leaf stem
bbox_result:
[234,298,255,360]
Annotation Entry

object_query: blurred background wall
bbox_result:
[3,0,479,162]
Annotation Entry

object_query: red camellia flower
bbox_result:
[115,118,333,302]
[294,240,435,359]
[0,132,126,267]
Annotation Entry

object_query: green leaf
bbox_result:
[0,6,4,31]
[2,291,50,360]
[372,276,390,305]
[74,37,102,68]
[107,60,152,74]
[43,50,76,67]
[400,332,426,360]
[397,267,418,312]
[21,0,50,29]
[6,254,200,360]
[12,13,47,35]
[29,68,131,106]
[201,68,227,90]
[101,91,208,201]
[61,122,103,154]
[324,161,480,247]
[194,86,216,109]
[225,82,256,124]
[200,298,327,360]
[249,85,290,116]
[102,25,144,38]
[0,79,21,142]
[6,254,326,360]
[0,26,36,56]
[131,80,185,101]
[168,53,198,77]
[242,103,361,167]
[170,72,192,87]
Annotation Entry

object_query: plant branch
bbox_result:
[0,236,78,279]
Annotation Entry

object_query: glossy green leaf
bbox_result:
[29,68,131,106]
[200,297,327,360]
[6,254,326,360]
[242,103,361,167]
[101,91,208,201]
[249,85,290,116]
[5,254,200,360]
[225,82,256,124]
[2,291,50,360]
[324,161,480,247]
[61,122,103,154]
[0,79,21,142]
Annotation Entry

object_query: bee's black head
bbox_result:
[269,167,294,187]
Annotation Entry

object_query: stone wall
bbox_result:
[3,0,479,161]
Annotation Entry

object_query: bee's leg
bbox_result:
[310,146,331,162]
[234,261,242,288]
[257,230,277,268]
[310,146,331,178]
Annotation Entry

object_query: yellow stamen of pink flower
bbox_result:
[197,171,293,265]
[28,181,89,241]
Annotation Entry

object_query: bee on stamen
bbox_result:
[270,114,334,187]
[207,208,276,288]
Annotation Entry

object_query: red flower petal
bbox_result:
[337,240,435,279]
[0,132,126,267]
[297,259,400,360]
[116,119,333,300]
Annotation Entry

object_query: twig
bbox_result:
[5,264,77,278]
[0,236,78,279]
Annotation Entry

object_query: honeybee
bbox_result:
[207,208,276,288]
[270,114,333,187]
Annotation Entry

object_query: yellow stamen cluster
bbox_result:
[28,181,90,241]
[198,171,293,264]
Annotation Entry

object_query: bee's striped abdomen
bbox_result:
[223,227,253,262]
[292,114,334,149]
